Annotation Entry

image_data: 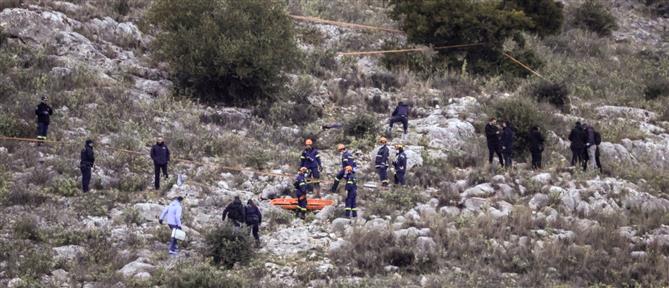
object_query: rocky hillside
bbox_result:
[0,0,668,287]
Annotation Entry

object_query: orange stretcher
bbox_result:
[270,198,335,211]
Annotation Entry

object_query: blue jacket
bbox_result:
[300,148,321,169]
[341,150,356,168]
[392,103,409,117]
[151,143,170,165]
[160,200,182,227]
[295,173,308,199]
[394,151,407,172]
[501,127,514,151]
[245,205,262,224]
[344,172,356,190]
[375,145,389,168]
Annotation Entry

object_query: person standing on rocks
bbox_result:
[375,137,390,187]
[501,121,514,169]
[159,196,183,255]
[594,129,602,173]
[245,199,262,246]
[222,196,246,227]
[79,139,95,193]
[295,167,309,219]
[150,137,170,190]
[568,121,587,170]
[485,118,504,167]
[393,144,407,185]
[299,138,323,198]
[584,124,598,171]
[529,126,545,169]
[387,101,410,139]
[343,166,358,218]
[331,144,356,193]
[35,96,53,141]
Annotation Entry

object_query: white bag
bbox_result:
[172,228,186,241]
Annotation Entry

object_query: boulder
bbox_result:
[595,106,657,122]
[439,206,461,218]
[53,245,85,262]
[328,239,350,255]
[118,258,155,278]
[462,197,490,211]
[364,218,389,232]
[133,203,163,222]
[412,110,476,151]
[529,194,550,210]
[331,218,351,234]
[462,183,495,198]
[415,236,437,259]
[531,173,552,185]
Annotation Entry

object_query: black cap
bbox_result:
[85,139,94,145]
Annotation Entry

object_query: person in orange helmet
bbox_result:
[375,137,390,187]
[343,165,358,218]
[294,167,309,219]
[299,138,323,197]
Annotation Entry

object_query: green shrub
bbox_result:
[0,0,23,10]
[391,0,533,75]
[263,76,323,125]
[572,0,618,36]
[642,0,669,17]
[149,0,300,105]
[204,223,254,268]
[531,81,570,110]
[164,263,245,288]
[48,177,79,197]
[506,0,564,37]
[344,113,378,139]
[365,94,389,114]
[13,217,41,241]
[115,0,130,16]
[490,97,545,158]
[366,186,427,216]
[122,207,143,226]
[118,173,146,193]
[3,184,47,207]
[644,78,669,100]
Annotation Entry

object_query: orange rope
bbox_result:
[502,52,546,80]
[289,15,403,34]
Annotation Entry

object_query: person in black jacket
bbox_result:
[388,101,410,139]
[222,196,245,227]
[245,199,262,246]
[35,96,53,140]
[150,137,170,190]
[79,139,95,192]
[500,121,514,169]
[568,122,587,169]
[375,137,390,186]
[594,130,602,173]
[528,126,545,169]
[485,118,504,167]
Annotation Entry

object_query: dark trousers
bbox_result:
[345,188,357,218]
[571,147,585,167]
[154,164,168,189]
[487,142,503,165]
[296,197,307,219]
[36,122,49,138]
[307,168,320,193]
[168,224,178,253]
[389,115,408,133]
[531,151,542,169]
[81,165,92,192]
[376,166,388,184]
[247,222,260,242]
[394,171,405,185]
[595,146,602,172]
[502,149,513,168]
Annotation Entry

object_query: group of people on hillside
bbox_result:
[569,121,602,172]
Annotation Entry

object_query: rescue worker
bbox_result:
[299,139,323,198]
[343,166,357,218]
[331,144,356,192]
[393,144,407,185]
[568,122,587,169]
[79,139,95,193]
[159,196,183,255]
[222,196,246,227]
[245,199,262,246]
[388,101,410,139]
[375,137,390,186]
[294,167,309,219]
[35,96,53,140]
[528,126,545,169]
[150,137,170,190]
[485,118,504,167]
[501,121,514,169]
[584,124,597,171]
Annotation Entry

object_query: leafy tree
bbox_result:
[149,0,300,106]
[492,97,545,158]
[504,0,564,37]
[390,0,533,75]
[572,0,618,36]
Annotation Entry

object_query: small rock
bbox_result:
[331,218,351,234]
[462,183,495,198]
[529,194,550,210]
[439,206,460,218]
[53,245,85,262]
[315,205,336,221]
[118,258,155,278]
[531,173,552,185]
[384,265,399,272]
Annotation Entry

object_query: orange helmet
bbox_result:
[395,144,404,149]
[337,144,345,151]
[345,166,353,173]
[305,139,313,146]
[299,167,308,173]
[379,137,387,144]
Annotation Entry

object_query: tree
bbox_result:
[390,0,533,75]
[505,0,564,37]
[148,0,300,105]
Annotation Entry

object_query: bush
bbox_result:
[264,76,323,125]
[48,177,79,197]
[490,97,545,158]
[344,113,378,139]
[644,78,669,100]
[572,0,618,36]
[643,0,669,17]
[164,263,245,288]
[506,0,564,37]
[204,223,254,268]
[365,94,389,114]
[531,81,570,109]
[114,0,130,17]
[13,217,41,241]
[149,0,299,105]
[0,0,23,10]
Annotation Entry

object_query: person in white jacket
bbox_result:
[159,196,183,255]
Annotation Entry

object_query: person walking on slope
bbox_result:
[528,126,545,169]
[331,144,356,192]
[375,137,390,187]
[594,129,602,173]
[501,121,514,169]
[343,166,358,218]
[79,139,95,193]
[584,124,598,171]
[222,196,246,227]
[159,196,183,255]
[388,101,410,139]
[294,167,309,219]
[245,199,262,247]
[393,144,407,185]
[151,137,170,190]
[299,139,323,198]
[568,122,587,170]
[485,118,504,167]
[35,96,53,141]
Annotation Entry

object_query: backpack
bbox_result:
[594,132,602,145]
[228,203,243,221]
